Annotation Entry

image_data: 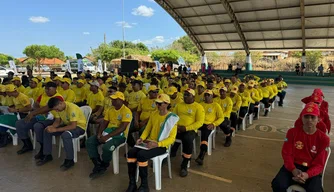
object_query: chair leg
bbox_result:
[249,114,253,125]
[167,154,172,179]
[112,147,120,174]
[212,132,216,149]
[33,133,36,150]
[153,158,162,190]
[136,166,139,182]
[58,137,62,158]
[77,139,80,152]
[52,136,56,145]
[73,139,77,163]
[12,134,18,146]
[193,139,196,157]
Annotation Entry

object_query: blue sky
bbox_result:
[0,0,186,58]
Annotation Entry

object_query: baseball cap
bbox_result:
[248,80,255,87]
[224,79,231,83]
[185,88,196,96]
[60,78,72,85]
[301,102,320,117]
[6,84,16,92]
[36,75,43,81]
[89,80,100,88]
[230,86,239,94]
[44,77,52,83]
[53,76,61,81]
[220,87,228,92]
[197,81,206,88]
[77,79,85,84]
[110,91,125,101]
[311,94,323,104]
[166,86,178,95]
[148,85,159,92]
[313,88,324,97]
[204,89,213,95]
[155,94,170,104]
[31,78,39,84]
[11,76,21,82]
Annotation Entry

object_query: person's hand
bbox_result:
[300,172,309,181]
[46,126,57,133]
[97,133,102,139]
[98,135,110,143]
[292,168,302,177]
[24,113,34,122]
[8,108,16,113]
[177,125,186,133]
[207,124,215,130]
[136,138,143,145]
[147,141,158,149]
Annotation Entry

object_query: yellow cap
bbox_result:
[110,91,125,101]
[248,80,255,87]
[6,84,16,92]
[53,76,61,81]
[44,77,52,83]
[130,76,135,79]
[224,79,231,83]
[201,74,205,77]
[155,94,170,104]
[61,78,72,85]
[148,85,159,92]
[220,87,228,92]
[0,85,5,92]
[105,78,112,84]
[36,75,43,81]
[11,76,21,82]
[270,78,275,83]
[204,89,213,95]
[185,88,196,96]
[254,81,259,85]
[197,81,206,88]
[31,78,39,84]
[80,73,86,77]
[77,79,85,84]
[167,86,178,95]
[230,86,239,94]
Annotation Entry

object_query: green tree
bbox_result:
[291,51,323,71]
[92,44,123,64]
[232,51,262,64]
[173,36,200,55]
[180,51,199,64]
[0,53,15,65]
[151,49,179,63]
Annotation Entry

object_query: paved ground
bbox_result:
[0,84,333,192]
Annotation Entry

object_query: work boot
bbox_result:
[17,139,33,155]
[60,159,75,171]
[137,166,149,192]
[89,161,109,179]
[34,143,44,160]
[180,159,189,177]
[126,163,137,192]
[36,155,53,166]
[224,136,232,147]
[170,143,180,158]
[195,150,206,166]
[264,109,269,116]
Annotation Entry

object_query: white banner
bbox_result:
[77,59,84,72]
[97,59,103,73]
[154,61,160,72]
[8,60,18,74]
[66,60,72,73]
[104,62,107,72]
[201,54,208,69]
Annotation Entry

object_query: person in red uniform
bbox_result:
[271,102,330,192]
[294,95,329,134]
[301,88,328,114]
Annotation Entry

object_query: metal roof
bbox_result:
[155,0,334,54]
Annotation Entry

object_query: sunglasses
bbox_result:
[150,90,159,94]
[155,102,166,106]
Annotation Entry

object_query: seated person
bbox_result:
[86,91,132,178]
[301,88,328,114]
[125,94,179,192]
[91,86,117,124]
[37,98,87,170]
[271,102,330,192]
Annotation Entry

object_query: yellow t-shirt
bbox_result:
[104,104,132,137]
[100,84,107,96]
[59,88,76,103]
[137,98,157,121]
[266,86,275,99]
[127,90,146,110]
[86,90,104,110]
[245,88,261,104]
[54,102,87,130]
[24,87,43,102]
[3,96,14,106]
[140,111,177,147]
[277,81,288,92]
[17,85,26,94]
[173,102,205,132]
[271,84,278,95]
[229,94,242,113]
[102,97,113,116]
[195,92,204,103]
[72,86,87,103]
[256,88,263,101]
[13,93,31,110]
[238,91,251,107]
[214,96,233,119]
[38,92,63,107]
[260,86,270,98]
[170,94,183,111]
[200,102,224,126]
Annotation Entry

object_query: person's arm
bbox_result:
[51,118,62,128]
[185,105,205,131]
[140,116,153,141]
[281,129,296,172]
[224,99,233,118]
[30,105,51,116]
[213,104,224,127]
[236,96,242,110]
[55,121,77,132]
[97,120,109,136]
[66,91,76,103]
[107,122,130,138]
[158,124,177,147]
[306,137,330,178]
[16,103,32,113]
[301,96,311,104]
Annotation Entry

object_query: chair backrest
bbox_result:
[29,98,34,108]
[322,147,331,187]
[80,106,92,130]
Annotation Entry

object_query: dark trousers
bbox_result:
[75,100,87,107]
[269,96,276,104]
[219,118,231,134]
[253,102,260,116]
[16,119,53,143]
[277,91,286,105]
[238,107,248,126]
[198,125,212,152]
[171,130,196,164]
[261,98,270,109]
[127,147,166,164]
[126,111,137,147]
[230,112,238,129]
[271,165,323,192]
[248,103,255,115]
[43,127,85,159]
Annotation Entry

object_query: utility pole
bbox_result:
[122,0,126,58]
[104,33,106,44]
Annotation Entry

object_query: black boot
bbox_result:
[60,159,75,171]
[195,150,206,166]
[34,143,44,160]
[17,139,33,155]
[89,160,109,179]
[126,163,137,192]
[170,143,180,158]
[264,109,269,116]
[137,166,149,192]
[36,155,53,166]
[180,158,189,177]
[224,136,232,147]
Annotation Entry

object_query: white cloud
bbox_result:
[29,16,50,23]
[148,0,155,2]
[83,32,90,35]
[116,21,133,28]
[132,36,165,45]
[132,5,154,17]
[131,23,138,25]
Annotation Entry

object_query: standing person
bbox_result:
[295,64,300,76]
[276,77,288,107]
[236,63,242,74]
[301,63,306,76]
[37,98,87,169]
[317,64,324,77]
[271,103,330,192]
[207,64,212,75]
[171,88,205,177]
[125,94,179,192]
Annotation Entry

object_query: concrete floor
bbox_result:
[0,84,333,192]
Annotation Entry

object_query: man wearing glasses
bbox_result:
[171,88,205,177]
[59,78,76,103]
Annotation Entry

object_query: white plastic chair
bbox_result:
[198,127,216,156]
[287,147,331,192]
[238,104,250,131]
[175,138,196,157]
[112,123,131,175]
[58,106,92,163]
[136,148,172,190]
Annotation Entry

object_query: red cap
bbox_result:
[313,88,324,97]
[311,94,323,104]
[301,102,320,117]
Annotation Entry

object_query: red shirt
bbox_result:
[282,127,330,178]
[301,96,328,114]
[294,117,327,134]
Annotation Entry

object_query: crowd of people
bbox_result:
[0,68,331,192]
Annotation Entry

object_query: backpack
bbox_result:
[0,132,12,148]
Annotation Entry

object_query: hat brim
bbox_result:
[110,95,124,100]
[155,98,169,104]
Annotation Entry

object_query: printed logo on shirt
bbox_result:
[208,108,213,113]
[284,138,288,142]
[223,104,227,107]
[311,145,317,154]
[295,141,304,150]
[152,103,156,108]
[117,115,122,120]
[188,109,192,114]
[126,113,131,119]
[71,112,76,117]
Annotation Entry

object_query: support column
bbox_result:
[301,51,306,76]
[245,53,252,71]
[201,53,208,73]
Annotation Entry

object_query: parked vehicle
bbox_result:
[16,66,27,74]
[84,63,96,72]
[0,67,14,77]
